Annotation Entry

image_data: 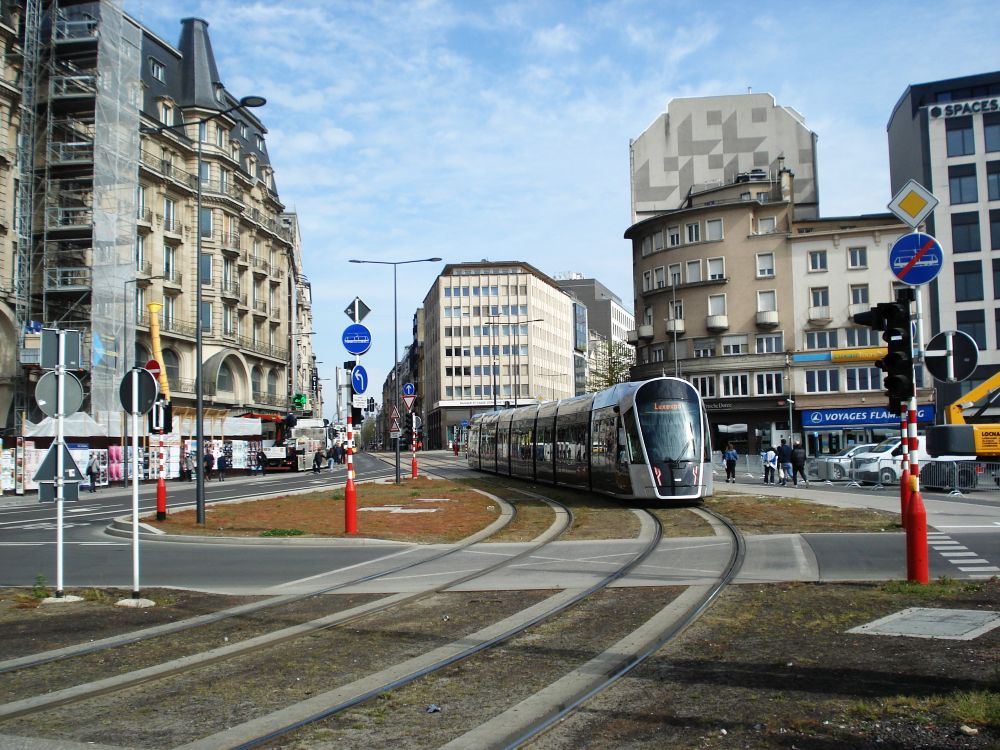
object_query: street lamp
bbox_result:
[484,313,502,410]
[348,257,441,483]
[671,272,681,377]
[141,94,266,524]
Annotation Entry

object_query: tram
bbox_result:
[466,377,712,502]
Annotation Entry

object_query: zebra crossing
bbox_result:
[927,532,1000,579]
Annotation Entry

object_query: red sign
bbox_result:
[402,394,416,412]
[145,359,161,378]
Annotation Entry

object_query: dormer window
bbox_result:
[149,58,165,82]
[255,135,265,151]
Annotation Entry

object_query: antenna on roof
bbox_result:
[747,85,752,94]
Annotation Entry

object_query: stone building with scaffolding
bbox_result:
[0,0,315,442]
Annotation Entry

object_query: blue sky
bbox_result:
[122,0,1000,410]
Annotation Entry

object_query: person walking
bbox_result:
[185,452,197,481]
[764,445,777,485]
[777,439,793,487]
[327,446,335,470]
[791,441,809,487]
[86,452,100,493]
[217,453,227,482]
[723,443,738,484]
[256,449,267,476]
[203,449,215,482]
[312,448,324,473]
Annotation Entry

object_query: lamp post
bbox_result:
[671,272,680,376]
[484,313,502,410]
[349,257,441,483]
[141,95,266,524]
[512,317,544,406]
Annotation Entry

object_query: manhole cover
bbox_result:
[848,607,1000,640]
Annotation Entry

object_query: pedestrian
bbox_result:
[217,453,227,482]
[203,449,215,481]
[764,445,777,485]
[777,439,793,487]
[791,441,809,487]
[86,452,100,493]
[327,446,335,470]
[186,452,197,481]
[256,449,267,476]
[723,443,738,484]
[453,440,459,456]
[313,449,324,473]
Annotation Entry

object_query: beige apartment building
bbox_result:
[627,168,926,456]
[422,261,575,449]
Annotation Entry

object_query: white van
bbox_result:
[850,436,926,485]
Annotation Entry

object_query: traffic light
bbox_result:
[852,299,913,414]
[292,393,307,409]
[367,397,376,412]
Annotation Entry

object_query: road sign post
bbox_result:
[119,367,158,601]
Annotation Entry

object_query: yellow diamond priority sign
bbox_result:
[888,179,938,229]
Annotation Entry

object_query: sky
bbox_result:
[121,0,1000,414]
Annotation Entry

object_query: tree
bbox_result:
[587,333,636,391]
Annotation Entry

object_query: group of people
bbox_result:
[312,442,348,473]
[722,439,808,487]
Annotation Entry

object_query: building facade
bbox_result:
[887,72,1000,410]
[626,169,925,456]
[630,93,820,225]
[0,2,313,439]
[422,261,575,449]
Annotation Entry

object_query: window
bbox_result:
[163,349,179,383]
[720,373,749,397]
[668,226,680,246]
[149,58,165,82]
[849,284,869,305]
[164,245,175,280]
[957,309,987,350]
[685,260,701,283]
[256,135,265,151]
[846,366,882,392]
[200,301,212,332]
[642,270,652,292]
[158,101,172,125]
[200,254,212,285]
[706,218,723,241]
[691,375,715,398]
[952,211,982,253]
[946,116,975,157]
[267,370,277,395]
[707,257,725,280]
[721,335,747,355]
[669,298,683,320]
[955,260,984,301]
[223,305,235,336]
[845,327,880,347]
[758,217,776,234]
[757,191,769,202]
[806,368,840,393]
[686,222,700,243]
[755,372,783,395]
[216,124,225,147]
[163,295,174,324]
[848,246,867,268]
[756,333,783,353]
[134,234,144,267]
[216,363,234,392]
[708,294,726,316]
[651,347,664,362]
[987,113,1000,152]
[949,164,978,204]
[993,209,1000,251]
[987,161,1000,201]
[756,253,775,278]
[652,230,664,252]
[810,287,829,307]
[654,267,666,289]
[808,250,827,271]
[757,290,776,312]
[692,338,715,358]
[806,330,838,349]
[163,197,176,231]
[200,206,212,237]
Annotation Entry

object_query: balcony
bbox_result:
[163,268,183,287]
[664,318,685,335]
[808,306,832,324]
[252,390,288,408]
[706,314,729,332]
[848,303,869,318]
[626,329,639,345]
[252,300,268,317]
[201,178,243,202]
[162,216,184,236]
[636,324,654,342]
[250,255,271,276]
[756,310,780,328]
[136,259,153,277]
[173,378,216,396]
[160,317,198,338]
[137,205,153,225]
[218,229,241,255]
[220,281,241,300]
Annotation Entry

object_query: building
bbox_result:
[422,261,575,449]
[887,72,1000,410]
[626,168,924,456]
[630,93,820,224]
[0,2,313,439]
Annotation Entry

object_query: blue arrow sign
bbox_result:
[342,323,372,355]
[351,364,368,395]
[402,382,415,396]
[889,232,943,286]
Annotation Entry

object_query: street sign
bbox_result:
[342,323,372,355]
[40,328,82,370]
[118,368,159,414]
[351,393,366,408]
[402,382,415,397]
[39,481,79,503]
[145,359,161,379]
[402,393,416,412]
[390,429,402,439]
[888,179,939,229]
[925,330,979,383]
[390,405,400,420]
[34,371,84,417]
[889,232,943,286]
[33,443,84,483]
[344,297,371,323]
[351,364,369,394]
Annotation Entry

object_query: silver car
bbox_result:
[811,443,876,481]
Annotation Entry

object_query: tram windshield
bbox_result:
[634,381,702,493]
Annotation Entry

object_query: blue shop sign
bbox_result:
[802,405,935,428]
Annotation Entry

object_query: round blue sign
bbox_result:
[402,382,415,396]
[351,364,368,394]
[342,323,372,355]
[889,232,943,286]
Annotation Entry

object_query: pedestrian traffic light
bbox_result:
[852,299,913,414]
[292,393,307,409]
[367,397,375,412]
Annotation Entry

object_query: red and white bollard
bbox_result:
[156,429,166,521]
[411,418,418,479]
[898,412,910,528]
[344,415,357,534]
[905,396,928,583]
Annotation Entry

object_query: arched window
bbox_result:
[134,343,151,368]
[266,370,277,395]
[162,349,180,384]
[251,367,262,396]
[217,362,234,392]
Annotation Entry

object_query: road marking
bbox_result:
[940,551,979,557]
[957,566,1000,572]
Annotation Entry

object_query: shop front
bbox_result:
[705,398,790,459]
[800,404,936,457]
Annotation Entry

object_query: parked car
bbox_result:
[850,437,923,485]
[811,443,875,480]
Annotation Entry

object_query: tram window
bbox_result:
[623,410,644,465]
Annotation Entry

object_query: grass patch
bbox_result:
[708,492,901,534]
[260,528,305,537]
